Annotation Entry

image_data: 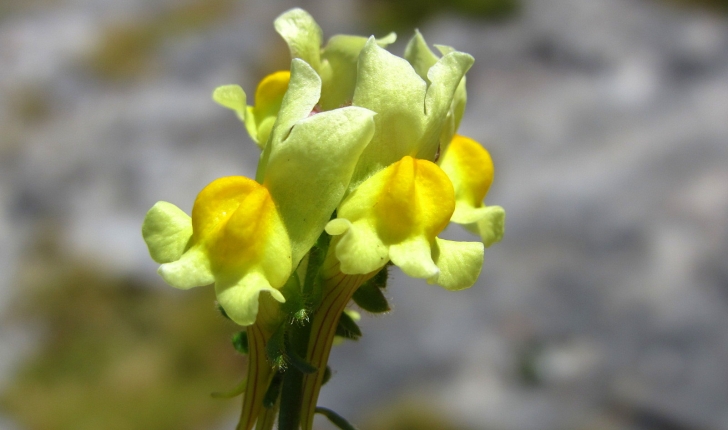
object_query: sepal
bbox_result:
[321,366,332,386]
[352,268,390,313]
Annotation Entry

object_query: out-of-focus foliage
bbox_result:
[0,232,244,430]
[360,400,473,430]
[9,85,52,126]
[361,0,520,33]
[664,0,728,13]
[88,0,236,80]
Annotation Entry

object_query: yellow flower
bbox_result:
[143,59,376,327]
[213,70,290,148]
[440,134,506,247]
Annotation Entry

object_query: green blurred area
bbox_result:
[0,231,245,430]
[667,0,728,12]
[87,0,236,81]
[361,0,521,33]
[360,400,474,430]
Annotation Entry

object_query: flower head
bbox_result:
[326,156,485,290]
[143,59,375,326]
[212,8,395,149]
[315,28,487,290]
[212,70,290,148]
[142,7,507,430]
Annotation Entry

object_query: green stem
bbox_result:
[314,407,357,430]
[277,232,329,429]
[277,364,304,429]
[255,400,279,430]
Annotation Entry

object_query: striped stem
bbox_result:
[237,294,283,430]
[254,399,279,430]
[299,249,376,430]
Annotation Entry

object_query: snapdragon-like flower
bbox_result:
[270,9,487,291]
[403,30,505,246]
[143,59,375,326]
[214,8,395,149]
[323,37,486,290]
[213,70,290,148]
[142,179,290,326]
[440,134,506,246]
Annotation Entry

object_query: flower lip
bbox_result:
[442,134,494,207]
[439,134,505,247]
[190,176,287,273]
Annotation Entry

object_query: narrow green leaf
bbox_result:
[352,268,390,313]
[371,266,389,289]
[232,331,248,355]
[210,377,247,399]
[262,372,284,409]
[280,272,306,318]
[335,311,362,340]
[321,366,332,386]
[306,228,333,311]
[266,324,286,370]
[216,303,230,320]
[315,407,357,430]
[284,331,318,374]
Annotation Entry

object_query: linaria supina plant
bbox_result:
[142,8,505,430]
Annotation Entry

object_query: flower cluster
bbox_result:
[142,8,504,430]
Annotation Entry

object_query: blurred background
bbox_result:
[1,0,728,429]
